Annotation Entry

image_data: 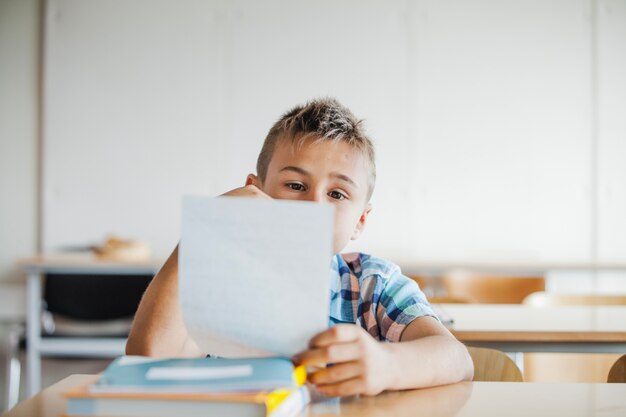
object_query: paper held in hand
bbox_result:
[179,196,334,357]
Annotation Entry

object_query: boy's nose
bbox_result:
[304,190,325,203]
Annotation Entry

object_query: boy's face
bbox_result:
[250,137,372,254]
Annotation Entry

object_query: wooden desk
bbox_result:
[441,303,626,353]
[5,374,626,417]
[19,255,162,397]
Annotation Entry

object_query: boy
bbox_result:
[126,98,473,396]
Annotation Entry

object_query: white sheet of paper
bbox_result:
[179,196,334,357]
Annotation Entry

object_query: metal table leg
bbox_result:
[26,268,41,397]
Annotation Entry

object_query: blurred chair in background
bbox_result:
[405,274,429,293]
[405,274,471,303]
[608,354,626,383]
[523,292,626,383]
[467,346,523,382]
[428,295,472,304]
[42,273,152,337]
[442,270,545,304]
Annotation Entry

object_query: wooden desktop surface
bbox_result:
[5,374,626,417]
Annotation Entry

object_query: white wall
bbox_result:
[43,0,223,257]
[0,0,39,283]
[547,0,626,294]
[43,0,414,257]
[37,1,626,272]
[407,0,593,264]
[591,0,626,292]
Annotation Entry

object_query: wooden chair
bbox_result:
[608,354,626,383]
[427,296,471,304]
[442,270,545,304]
[467,346,523,382]
[405,274,429,292]
[522,292,626,383]
[404,274,472,304]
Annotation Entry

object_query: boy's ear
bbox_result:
[245,174,262,188]
[350,203,372,241]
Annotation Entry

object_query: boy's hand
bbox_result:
[292,324,394,397]
[220,184,272,199]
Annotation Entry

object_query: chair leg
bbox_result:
[4,324,22,411]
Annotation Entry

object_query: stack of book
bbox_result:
[63,356,310,417]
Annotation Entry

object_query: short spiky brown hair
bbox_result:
[256,98,376,200]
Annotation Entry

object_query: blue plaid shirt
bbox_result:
[329,253,436,342]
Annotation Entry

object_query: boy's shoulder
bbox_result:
[336,252,401,282]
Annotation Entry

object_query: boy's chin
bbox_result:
[333,234,356,252]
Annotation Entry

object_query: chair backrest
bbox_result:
[427,296,472,304]
[467,346,523,382]
[406,274,428,291]
[442,270,545,304]
[404,274,433,294]
[523,292,626,307]
[608,354,626,383]
[42,273,153,336]
[44,273,153,320]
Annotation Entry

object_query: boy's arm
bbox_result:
[391,317,474,387]
[126,245,204,357]
[293,318,473,397]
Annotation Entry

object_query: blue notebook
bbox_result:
[65,383,311,417]
[92,356,306,393]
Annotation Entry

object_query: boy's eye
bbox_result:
[328,191,346,200]
[287,183,306,191]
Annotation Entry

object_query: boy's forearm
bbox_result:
[126,245,203,357]
[385,335,473,390]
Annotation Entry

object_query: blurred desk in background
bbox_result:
[441,303,626,353]
[19,255,163,397]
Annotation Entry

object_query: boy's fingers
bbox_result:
[316,377,367,397]
[293,342,362,367]
[308,361,363,385]
[309,324,361,348]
